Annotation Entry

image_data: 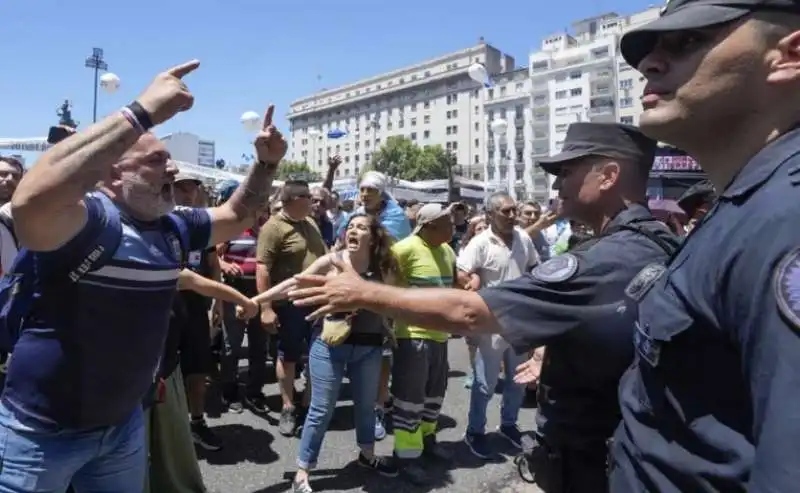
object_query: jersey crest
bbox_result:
[774,247,800,331]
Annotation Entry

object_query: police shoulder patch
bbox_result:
[532,253,579,283]
[774,247,800,331]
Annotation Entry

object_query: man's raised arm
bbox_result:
[207,105,286,246]
[12,60,200,251]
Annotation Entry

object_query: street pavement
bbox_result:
[198,337,543,493]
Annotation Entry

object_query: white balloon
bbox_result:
[240,111,261,132]
[99,73,120,94]
[491,118,508,136]
[468,63,491,88]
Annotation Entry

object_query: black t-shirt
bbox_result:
[160,296,187,379]
[450,221,469,252]
[181,246,214,311]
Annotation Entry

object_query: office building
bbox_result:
[160,132,216,168]
[287,39,515,181]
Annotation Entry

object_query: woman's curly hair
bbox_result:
[337,213,399,280]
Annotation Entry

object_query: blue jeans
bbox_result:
[0,403,146,493]
[467,336,526,434]
[297,338,382,470]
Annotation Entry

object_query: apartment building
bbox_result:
[507,8,661,199]
[287,39,515,181]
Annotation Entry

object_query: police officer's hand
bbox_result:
[514,347,545,385]
[289,257,366,320]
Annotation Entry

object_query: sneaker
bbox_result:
[190,418,223,451]
[357,453,399,477]
[291,479,313,493]
[245,392,269,415]
[398,460,430,486]
[464,431,492,459]
[374,408,387,441]
[498,424,523,449]
[423,435,453,462]
[279,407,297,437]
[222,395,243,414]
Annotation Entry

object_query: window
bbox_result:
[619,78,633,90]
[411,132,417,141]
[474,138,479,148]
[620,116,634,124]
[487,89,494,99]
[474,122,479,131]
[474,154,480,164]
[569,71,581,79]
[423,130,430,139]
[619,97,633,108]
[555,90,567,99]
[500,86,507,96]
[424,115,430,124]
[411,118,417,127]
[555,123,568,133]
[410,103,417,111]
[570,88,582,97]
[515,82,524,91]
[515,105,524,119]
[423,101,430,109]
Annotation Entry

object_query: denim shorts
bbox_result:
[275,303,317,363]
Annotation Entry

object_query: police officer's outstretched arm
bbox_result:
[731,228,800,491]
[290,250,622,350]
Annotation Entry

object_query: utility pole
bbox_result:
[84,48,108,123]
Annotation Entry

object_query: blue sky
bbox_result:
[1,0,654,166]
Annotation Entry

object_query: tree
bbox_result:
[368,136,454,181]
[277,161,321,182]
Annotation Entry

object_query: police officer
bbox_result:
[288,122,680,492]
[607,1,800,491]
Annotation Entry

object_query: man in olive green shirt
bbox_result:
[256,180,327,436]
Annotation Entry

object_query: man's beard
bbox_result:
[120,175,175,220]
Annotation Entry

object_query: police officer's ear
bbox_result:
[761,14,800,85]
[594,160,621,192]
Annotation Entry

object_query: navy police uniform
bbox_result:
[611,2,800,491]
[479,123,681,492]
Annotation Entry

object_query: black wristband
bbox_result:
[127,101,154,131]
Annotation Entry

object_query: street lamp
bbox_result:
[84,48,110,123]
[491,118,515,200]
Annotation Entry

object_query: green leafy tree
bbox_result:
[277,160,321,182]
[368,136,454,181]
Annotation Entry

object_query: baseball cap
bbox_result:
[677,180,716,215]
[621,0,800,68]
[412,203,453,235]
[537,123,657,176]
[174,172,202,185]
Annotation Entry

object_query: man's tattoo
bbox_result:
[228,161,276,220]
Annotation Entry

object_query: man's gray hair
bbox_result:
[485,191,513,213]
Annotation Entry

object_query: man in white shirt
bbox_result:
[457,191,540,459]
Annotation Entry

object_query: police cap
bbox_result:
[537,122,657,176]
[621,0,800,68]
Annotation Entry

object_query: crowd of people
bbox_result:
[1,1,800,492]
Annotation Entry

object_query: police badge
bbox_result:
[774,247,800,331]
